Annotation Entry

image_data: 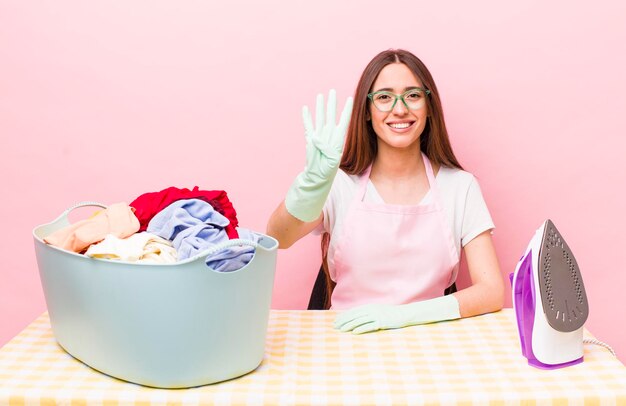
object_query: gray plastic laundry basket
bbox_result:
[32,202,279,388]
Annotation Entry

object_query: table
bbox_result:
[0,309,625,405]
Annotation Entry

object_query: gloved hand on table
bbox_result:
[285,89,353,222]
[334,295,461,334]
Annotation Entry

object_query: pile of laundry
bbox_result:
[43,186,259,272]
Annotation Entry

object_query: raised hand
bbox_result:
[285,89,353,222]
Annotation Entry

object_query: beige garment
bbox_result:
[44,203,140,253]
[85,232,177,264]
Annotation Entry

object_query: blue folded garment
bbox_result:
[147,199,257,272]
[147,199,230,260]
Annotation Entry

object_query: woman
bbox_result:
[267,49,504,334]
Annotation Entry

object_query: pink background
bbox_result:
[2,1,625,363]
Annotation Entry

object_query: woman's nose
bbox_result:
[392,99,408,115]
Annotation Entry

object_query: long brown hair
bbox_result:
[340,49,463,174]
[319,49,463,309]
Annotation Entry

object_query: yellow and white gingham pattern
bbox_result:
[0,309,625,405]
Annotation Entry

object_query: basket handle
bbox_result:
[51,201,108,225]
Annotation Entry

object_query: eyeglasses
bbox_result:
[367,88,431,112]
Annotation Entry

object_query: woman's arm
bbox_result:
[453,230,505,317]
[266,201,322,249]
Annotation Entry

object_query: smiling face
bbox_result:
[369,63,429,152]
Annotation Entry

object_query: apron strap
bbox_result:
[422,152,444,210]
[356,165,373,203]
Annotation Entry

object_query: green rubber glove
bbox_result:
[333,295,461,334]
[285,89,353,222]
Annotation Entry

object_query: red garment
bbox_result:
[130,186,239,239]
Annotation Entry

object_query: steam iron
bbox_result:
[511,219,589,369]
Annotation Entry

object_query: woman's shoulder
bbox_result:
[437,165,476,183]
[435,166,492,221]
[435,166,480,199]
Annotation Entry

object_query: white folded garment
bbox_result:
[85,232,177,264]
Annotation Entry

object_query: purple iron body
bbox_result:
[511,219,588,369]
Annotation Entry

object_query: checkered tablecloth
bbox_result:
[0,309,625,405]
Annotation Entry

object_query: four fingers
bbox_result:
[300,89,352,171]
[303,89,352,136]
